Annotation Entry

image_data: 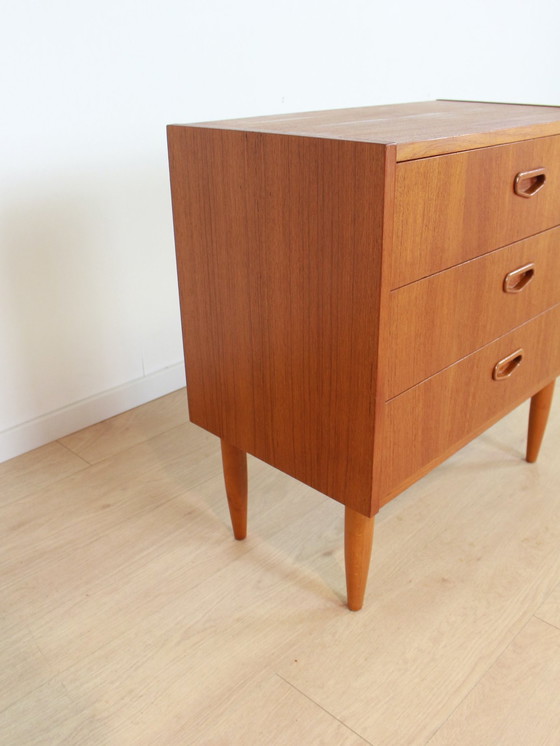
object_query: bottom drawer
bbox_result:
[379,304,560,502]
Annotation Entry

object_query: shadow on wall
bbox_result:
[0,159,182,443]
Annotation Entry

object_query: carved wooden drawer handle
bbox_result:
[503,263,536,293]
[493,348,524,380]
[514,168,546,198]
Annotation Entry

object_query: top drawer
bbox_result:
[392,135,560,288]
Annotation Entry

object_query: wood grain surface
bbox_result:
[169,101,560,566]
[344,508,375,611]
[526,380,556,463]
[427,617,560,745]
[220,439,248,540]
[2,389,560,744]
[168,126,393,516]
[186,100,560,160]
[380,304,560,500]
[537,583,560,629]
[392,135,560,287]
[0,441,87,506]
[387,227,560,398]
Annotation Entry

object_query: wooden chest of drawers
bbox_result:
[168,100,560,610]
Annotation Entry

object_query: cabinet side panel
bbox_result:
[168,127,387,514]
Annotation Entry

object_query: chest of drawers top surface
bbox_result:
[185,99,560,159]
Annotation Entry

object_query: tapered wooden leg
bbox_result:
[344,507,375,611]
[526,380,556,463]
[220,440,248,540]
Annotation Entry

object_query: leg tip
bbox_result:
[347,601,363,612]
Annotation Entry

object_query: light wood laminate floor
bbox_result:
[1,386,559,745]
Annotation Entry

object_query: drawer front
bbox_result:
[386,227,560,399]
[380,304,560,500]
[392,135,560,288]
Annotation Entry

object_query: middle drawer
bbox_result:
[386,226,560,400]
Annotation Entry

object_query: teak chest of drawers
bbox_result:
[167,100,560,610]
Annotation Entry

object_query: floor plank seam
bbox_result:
[274,672,373,745]
[73,421,191,467]
[0,450,90,509]
[0,497,224,604]
[8,547,256,690]
[423,614,538,744]
[55,439,94,466]
[532,614,560,633]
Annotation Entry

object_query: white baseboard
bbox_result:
[0,363,186,464]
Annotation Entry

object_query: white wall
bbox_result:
[1,0,559,462]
